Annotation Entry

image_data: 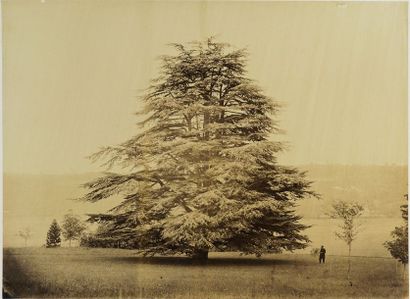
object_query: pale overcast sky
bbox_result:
[4,1,407,174]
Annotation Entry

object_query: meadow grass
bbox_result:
[3,247,408,298]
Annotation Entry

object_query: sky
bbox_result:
[3,1,408,175]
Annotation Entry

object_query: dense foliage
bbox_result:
[46,219,61,248]
[82,39,316,258]
[384,196,408,264]
[80,223,137,249]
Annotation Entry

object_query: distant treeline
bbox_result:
[80,233,139,249]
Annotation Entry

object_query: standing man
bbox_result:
[319,245,326,263]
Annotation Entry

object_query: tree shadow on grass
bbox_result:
[99,255,309,267]
[3,253,49,298]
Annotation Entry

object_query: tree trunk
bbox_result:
[187,117,192,132]
[203,112,210,139]
[192,249,209,261]
[347,244,351,282]
[69,239,72,247]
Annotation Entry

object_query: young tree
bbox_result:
[62,212,86,247]
[384,195,408,275]
[46,219,62,248]
[329,200,364,281]
[82,38,317,259]
[18,228,31,247]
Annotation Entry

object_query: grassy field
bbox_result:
[4,247,408,298]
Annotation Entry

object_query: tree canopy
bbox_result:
[82,38,316,258]
[384,195,408,265]
[62,212,86,247]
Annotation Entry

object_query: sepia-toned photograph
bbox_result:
[3,1,408,298]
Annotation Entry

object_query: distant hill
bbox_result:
[296,165,407,218]
[3,165,407,246]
